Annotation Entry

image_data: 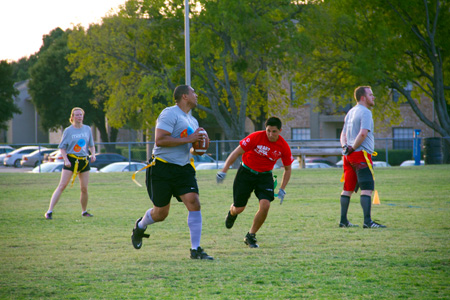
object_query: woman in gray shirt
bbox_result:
[44,107,96,220]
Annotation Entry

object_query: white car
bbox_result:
[4,146,41,167]
[193,154,226,170]
[99,162,147,173]
[291,160,332,169]
[196,162,226,170]
[400,160,424,167]
[336,160,390,168]
[31,162,98,173]
[0,145,15,164]
[372,161,391,167]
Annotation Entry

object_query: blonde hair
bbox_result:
[69,107,85,124]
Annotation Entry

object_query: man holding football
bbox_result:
[131,85,214,260]
[216,117,294,248]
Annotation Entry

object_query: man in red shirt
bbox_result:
[216,117,294,248]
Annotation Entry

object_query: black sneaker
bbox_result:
[363,221,387,229]
[44,212,52,220]
[190,247,214,260]
[82,211,93,217]
[244,232,259,248]
[225,211,237,229]
[339,222,359,228]
[131,217,150,249]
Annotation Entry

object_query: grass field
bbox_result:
[1,165,449,299]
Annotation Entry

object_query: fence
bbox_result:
[5,137,449,167]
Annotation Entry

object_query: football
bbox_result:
[193,129,209,154]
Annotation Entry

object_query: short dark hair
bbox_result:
[265,116,282,130]
[354,86,371,102]
[173,85,191,102]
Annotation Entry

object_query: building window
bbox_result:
[292,128,311,140]
[393,127,413,149]
[290,81,296,105]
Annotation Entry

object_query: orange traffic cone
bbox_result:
[373,190,380,205]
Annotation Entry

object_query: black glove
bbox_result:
[342,145,355,156]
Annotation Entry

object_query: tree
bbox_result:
[28,28,118,151]
[294,0,450,138]
[187,0,303,139]
[68,0,304,140]
[10,55,38,82]
[0,60,20,130]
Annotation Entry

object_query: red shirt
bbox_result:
[240,131,294,172]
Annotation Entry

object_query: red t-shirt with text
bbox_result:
[240,131,294,172]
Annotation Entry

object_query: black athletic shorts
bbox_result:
[146,159,198,207]
[233,165,275,208]
[63,155,90,173]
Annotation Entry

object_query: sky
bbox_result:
[0,0,126,62]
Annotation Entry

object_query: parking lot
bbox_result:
[0,165,33,173]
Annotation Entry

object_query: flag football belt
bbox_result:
[68,154,89,187]
[132,156,196,187]
[241,163,272,175]
[340,150,377,183]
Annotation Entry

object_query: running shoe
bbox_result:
[190,247,214,260]
[244,232,259,248]
[131,217,150,249]
[363,221,387,228]
[225,211,237,229]
[339,222,359,228]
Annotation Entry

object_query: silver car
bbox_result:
[3,146,41,168]
[99,162,147,173]
[32,162,98,173]
[21,148,57,167]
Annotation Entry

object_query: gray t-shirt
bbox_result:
[343,104,374,153]
[59,125,95,157]
[152,105,199,166]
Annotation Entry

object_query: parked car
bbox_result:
[3,146,41,167]
[31,162,98,173]
[193,154,226,170]
[336,159,391,168]
[21,148,57,167]
[291,160,332,169]
[99,162,147,173]
[305,157,336,167]
[0,145,15,164]
[400,160,425,167]
[372,161,391,167]
[44,150,64,163]
[89,153,129,169]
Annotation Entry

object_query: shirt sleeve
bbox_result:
[360,110,373,131]
[281,140,294,166]
[156,108,176,133]
[58,128,69,150]
[239,132,258,152]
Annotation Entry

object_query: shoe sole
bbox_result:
[339,223,359,228]
[244,239,259,248]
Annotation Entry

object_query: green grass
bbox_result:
[1,166,449,299]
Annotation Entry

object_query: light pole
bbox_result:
[184,0,191,86]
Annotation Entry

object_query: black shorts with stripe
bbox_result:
[233,165,275,208]
[63,155,90,173]
[146,159,198,207]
